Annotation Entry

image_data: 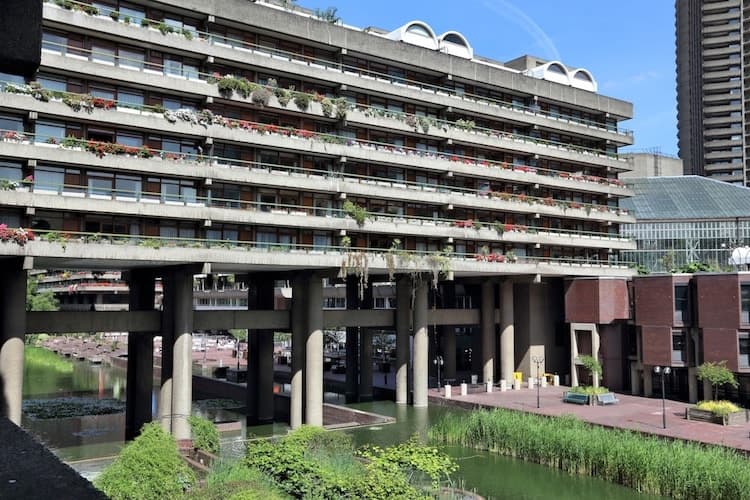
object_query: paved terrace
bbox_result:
[428,385,750,452]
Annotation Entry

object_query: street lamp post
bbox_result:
[653,365,671,429]
[531,355,544,409]
[433,355,444,388]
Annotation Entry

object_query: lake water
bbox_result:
[22,347,660,499]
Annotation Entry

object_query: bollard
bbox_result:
[486,381,493,393]
[528,377,535,389]
[471,374,478,385]
[460,383,468,396]
[445,384,452,399]
[541,377,548,388]
[553,375,560,387]
[499,379,507,392]
[513,379,521,390]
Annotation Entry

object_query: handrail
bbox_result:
[42,0,634,136]
[0,80,629,189]
[0,128,631,217]
[26,229,635,268]
[2,176,633,242]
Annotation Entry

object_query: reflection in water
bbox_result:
[23,349,662,498]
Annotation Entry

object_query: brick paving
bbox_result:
[429,385,750,452]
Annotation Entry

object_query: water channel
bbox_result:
[22,347,660,499]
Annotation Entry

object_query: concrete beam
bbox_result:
[26,311,160,334]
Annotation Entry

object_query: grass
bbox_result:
[186,461,290,500]
[429,409,750,499]
[24,346,73,373]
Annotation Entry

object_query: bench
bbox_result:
[562,392,589,405]
[596,392,620,405]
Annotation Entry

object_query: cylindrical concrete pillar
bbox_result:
[591,326,601,388]
[500,280,515,384]
[395,276,410,405]
[359,328,373,402]
[257,331,274,423]
[0,262,26,425]
[441,325,456,381]
[344,327,359,403]
[159,270,175,433]
[480,280,495,385]
[643,367,653,397]
[688,366,698,403]
[305,274,323,425]
[630,363,641,396]
[412,278,429,407]
[569,327,579,387]
[171,269,194,441]
[290,276,307,429]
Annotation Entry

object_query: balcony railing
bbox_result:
[42,0,634,137]
[2,177,633,246]
[0,129,632,221]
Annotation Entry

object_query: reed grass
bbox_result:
[429,409,750,499]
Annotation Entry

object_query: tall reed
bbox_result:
[429,409,750,499]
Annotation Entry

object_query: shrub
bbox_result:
[697,400,740,417]
[95,422,196,499]
[251,88,272,107]
[188,415,220,454]
[342,200,368,226]
[292,92,311,111]
[187,461,289,500]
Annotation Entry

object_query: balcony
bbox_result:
[41,1,634,142]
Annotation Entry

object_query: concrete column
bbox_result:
[125,269,155,440]
[158,271,175,433]
[0,261,26,425]
[359,328,373,402]
[247,275,275,425]
[441,326,456,381]
[395,276,410,404]
[290,276,307,429]
[412,278,429,407]
[305,274,323,425]
[591,326,601,389]
[569,327,579,387]
[688,367,698,403]
[480,280,495,385]
[344,327,359,403]
[257,331,274,423]
[703,378,713,400]
[170,268,194,441]
[500,280,515,384]
[643,367,653,397]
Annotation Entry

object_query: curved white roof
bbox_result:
[438,31,473,59]
[386,20,439,50]
[525,61,597,92]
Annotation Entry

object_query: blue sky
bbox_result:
[298,0,678,155]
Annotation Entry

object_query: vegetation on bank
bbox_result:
[24,346,73,373]
[187,461,290,500]
[95,422,196,500]
[188,415,220,454]
[429,409,750,499]
[23,396,124,419]
[243,425,457,499]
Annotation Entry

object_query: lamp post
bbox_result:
[433,355,444,388]
[531,355,544,409]
[653,365,671,429]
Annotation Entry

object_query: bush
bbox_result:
[188,415,220,454]
[697,400,740,417]
[187,461,289,500]
[292,92,311,111]
[95,422,196,499]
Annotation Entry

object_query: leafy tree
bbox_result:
[26,276,58,311]
[579,355,603,388]
[95,422,196,499]
[697,361,738,400]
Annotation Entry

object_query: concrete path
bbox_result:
[429,385,750,452]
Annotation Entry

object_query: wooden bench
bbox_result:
[562,392,589,405]
[596,393,620,405]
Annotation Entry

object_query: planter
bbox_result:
[685,407,750,426]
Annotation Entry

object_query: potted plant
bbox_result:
[687,361,746,425]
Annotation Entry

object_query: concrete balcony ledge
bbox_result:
[1,239,635,278]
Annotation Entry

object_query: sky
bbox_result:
[297,0,678,155]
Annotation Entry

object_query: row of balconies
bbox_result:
[42,2,634,143]
[0,187,635,251]
[0,139,634,225]
[0,231,636,278]
[0,90,631,199]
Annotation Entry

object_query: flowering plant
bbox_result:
[0,225,34,246]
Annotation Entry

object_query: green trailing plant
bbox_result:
[188,415,220,454]
[140,18,150,27]
[138,238,161,249]
[251,87,272,107]
[95,422,196,499]
[430,409,750,499]
[157,22,175,35]
[292,92,311,111]
[181,28,194,40]
[109,10,120,21]
[320,97,334,117]
[697,361,738,401]
[334,97,349,120]
[274,87,291,107]
[314,7,340,23]
[342,200,368,226]
[455,118,476,131]
[340,235,351,248]
[123,15,131,24]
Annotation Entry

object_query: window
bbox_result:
[42,32,66,53]
[672,331,686,363]
[742,285,750,324]
[0,160,22,183]
[323,297,346,309]
[35,121,66,144]
[118,48,145,70]
[674,285,689,322]
[374,297,396,309]
[740,333,750,369]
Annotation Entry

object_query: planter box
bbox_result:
[685,407,750,426]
